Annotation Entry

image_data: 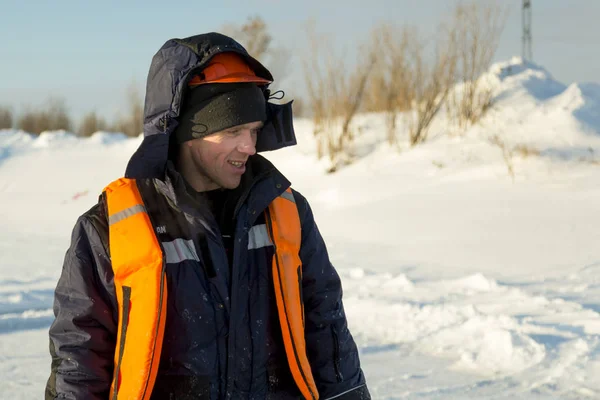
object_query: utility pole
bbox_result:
[522,0,532,61]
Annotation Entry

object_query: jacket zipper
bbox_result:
[331,325,343,383]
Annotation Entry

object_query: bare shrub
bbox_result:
[491,139,541,180]
[447,2,507,129]
[368,24,414,145]
[0,106,13,129]
[490,134,515,179]
[17,98,72,135]
[513,144,540,158]
[291,97,306,118]
[79,111,108,137]
[405,28,457,146]
[303,24,378,170]
[362,3,504,147]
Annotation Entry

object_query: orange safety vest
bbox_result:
[104,178,319,400]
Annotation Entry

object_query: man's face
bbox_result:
[184,121,262,190]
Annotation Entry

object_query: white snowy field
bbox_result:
[2,58,600,399]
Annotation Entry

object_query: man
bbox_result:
[46,33,370,400]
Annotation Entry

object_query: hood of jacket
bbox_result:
[125,32,297,179]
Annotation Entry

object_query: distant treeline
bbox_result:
[0,83,143,137]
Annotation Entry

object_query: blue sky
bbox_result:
[2,0,600,123]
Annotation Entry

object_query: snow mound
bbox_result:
[489,58,600,137]
[0,130,35,164]
[489,56,566,102]
[446,273,499,293]
[348,268,366,279]
[32,130,78,148]
[442,57,600,167]
[546,82,600,132]
[88,131,128,144]
[0,129,34,147]
[381,274,415,291]
[428,316,546,375]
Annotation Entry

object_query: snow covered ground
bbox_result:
[1,58,600,399]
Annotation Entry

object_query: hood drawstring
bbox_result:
[263,89,285,101]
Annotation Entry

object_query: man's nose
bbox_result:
[237,130,257,155]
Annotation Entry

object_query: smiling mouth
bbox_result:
[228,160,245,168]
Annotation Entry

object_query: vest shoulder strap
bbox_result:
[268,187,319,400]
[104,178,167,400]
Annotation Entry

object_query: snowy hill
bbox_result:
[481,58,600,160]
[1,59,600,399]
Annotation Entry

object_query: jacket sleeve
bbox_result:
[294,191,371,400]
[45,200,118,400]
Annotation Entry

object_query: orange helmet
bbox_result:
[188,52,272,87]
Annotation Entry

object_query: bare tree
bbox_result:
[448,2,507,129]
[222,16,290,84]
[0,106,13,129]
[79,111,108,137]
[49,98,72,132]
[237,16,272,60]
[17,97,72,135]
[303,24,379,170]
[17,108,37,134]
[113,82,144,137]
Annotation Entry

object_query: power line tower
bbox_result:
[522,0,533,61]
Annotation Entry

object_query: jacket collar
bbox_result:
[153,155,290,222]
